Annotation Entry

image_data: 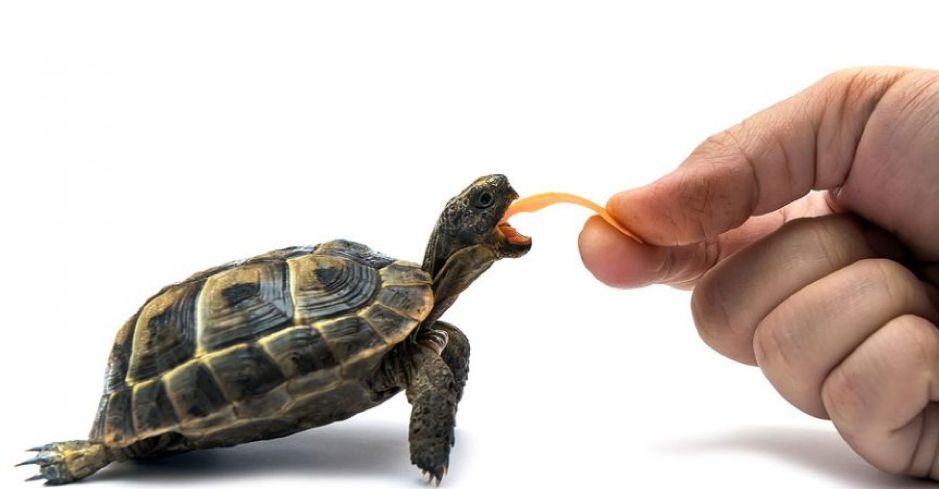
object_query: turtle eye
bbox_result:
[474,191,494,209]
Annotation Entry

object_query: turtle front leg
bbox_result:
[406,328,460,485]
[431,321,470,403]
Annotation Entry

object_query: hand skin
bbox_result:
[579,67,939,478]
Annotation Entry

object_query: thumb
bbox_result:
[581,68,910,287]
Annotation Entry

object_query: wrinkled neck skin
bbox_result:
[420,229,499,326]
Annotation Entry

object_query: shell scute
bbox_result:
[286,254,380,321]
[315,239,395,268]
[360,303,420,345]
[375,285,433,321]
[379,260,432,285]
[103,388,134,445]
[203,344,285,402]
[126,281,202,383]
[131,379,178,437]
[316,316,387,363]
[163,361,228,421]
[197,261,294,353]
[103,314,138,394]
[245,244,319,263]
[258,326,339,378]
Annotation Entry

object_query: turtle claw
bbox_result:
[419,465,446,486]
[18,446,64,484]
[17,440,111,484]
[16,453,53,467]
[16,459,35,467]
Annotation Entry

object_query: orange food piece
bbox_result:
[501,192,643,243]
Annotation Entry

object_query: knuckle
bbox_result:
[695,127,755,185]
[821,362,867,428]
[885,315,939,370]
[805,222,847,266]
[691,276,728,343]
[815,68,901,103]
[753,317,830,419]
[875,316,939,477]
[691,276,753,363]
[698,127,744,157]
[752,320,786,370]
[822,314,939,445]
[893,72,939,119]
[752,316,805,384]
[807,68,911,183]
[680,126,757,239]
[858,259,920,306]
[670,166,718,238]
[751,320,796,382]
[780,216,866,268]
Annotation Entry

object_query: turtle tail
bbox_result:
[16,440,114,484]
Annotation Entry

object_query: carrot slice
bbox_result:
[501,192,643,243]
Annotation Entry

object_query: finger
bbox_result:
[754,259,939,418]
[822,315,939,478]
[927,281,939,310]
[691,214,899,364]
[579,191,833,289]
[606,68,910,247]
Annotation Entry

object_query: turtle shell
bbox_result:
[88,240,432,447]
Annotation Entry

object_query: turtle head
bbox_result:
[422,174,530,313]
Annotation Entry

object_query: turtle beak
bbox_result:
[496,189,532,256]
[507,185,520,202]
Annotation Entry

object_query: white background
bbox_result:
[2,1,937,488]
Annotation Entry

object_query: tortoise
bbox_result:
[18,174,531,485]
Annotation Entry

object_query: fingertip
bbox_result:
[605,177,688,246]
[605,188,642,230]
[578,216,663,289]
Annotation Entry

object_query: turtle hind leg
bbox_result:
[18,440,113,484]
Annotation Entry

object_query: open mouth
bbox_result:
[497,221,531,246]
[497,191,532,248]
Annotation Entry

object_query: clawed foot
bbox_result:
[420,464,448,487]
[17,440,111,485]
[412,438,451,486]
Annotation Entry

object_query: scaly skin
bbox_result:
[18,441,114,484]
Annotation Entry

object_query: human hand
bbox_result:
[579,68,939,478]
